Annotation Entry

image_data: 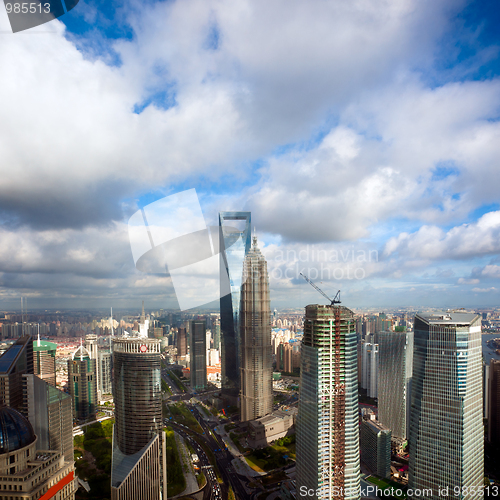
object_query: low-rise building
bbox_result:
[247,409,297,448]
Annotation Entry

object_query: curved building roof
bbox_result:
[72,345,90,360]
[0,406,36,454]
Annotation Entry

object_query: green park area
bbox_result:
[167,402,204,433]
[74,420,113,500]
[245,435,295,472]
[165,427,186,497]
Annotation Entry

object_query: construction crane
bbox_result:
[300,273,341,305]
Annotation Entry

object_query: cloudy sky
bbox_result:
[1,0,500,311]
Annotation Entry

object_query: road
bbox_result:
[167,405,254,500]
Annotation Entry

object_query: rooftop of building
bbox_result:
[416,311,479,325]
[362,418,391,434]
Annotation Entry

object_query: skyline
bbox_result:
[1,1,500,310]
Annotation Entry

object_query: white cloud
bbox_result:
[384,211,500,260]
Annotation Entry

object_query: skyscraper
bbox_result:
[0,335,33,413]
[409,312,483,498]
[111,337,166,500]
[488,359,500,445]
[23,373,74,462]
[177,325,187,357]
[219,211,251,405]
[296,305,360,500]
[67,345,98,422]
[240,236,273,422]
[84,333,100,397]
[189,319,207,392]
[378,330,413,440]
[33,336,57,387]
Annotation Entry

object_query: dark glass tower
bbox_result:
[111,337,166,500]
[112,338,162,455]
[219,211,251,405]
[189,320,207,391]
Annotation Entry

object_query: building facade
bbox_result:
[240,236,273,422]
[360,419,391,478]
[189,320,207,391]
[0,335,33,413]
[296,305,360,500]
[219,211,251,405]
[378,330,413,440]
[409,312,483,499]
[33,338,57,387]
[111,337,166,500]
[0,406,77,500]
[67,345,98,422]
[489,359,500,445]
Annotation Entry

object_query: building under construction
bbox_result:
[296,304,360,500]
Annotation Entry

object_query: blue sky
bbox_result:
[0,0,500,311]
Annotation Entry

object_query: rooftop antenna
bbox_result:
[80,337,83,361]
[300,273,341,305]
[37,324,40,347]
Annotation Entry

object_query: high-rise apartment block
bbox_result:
[296,305,360,500]
[240,236,273,422]
[378,330,413,440]
[111,337,166,500]
[189,319,207,391]
[409,312,483,498]
[219,211,251,405]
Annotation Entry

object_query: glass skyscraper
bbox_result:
[296,305,360,500]
[219,211,251,405]
[378,330,413,440]
[240,236,273,421]
[409,312,483,499]
[189,319,207,391]
[111,337,166,500]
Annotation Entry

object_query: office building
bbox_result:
[177,326,187,357]
[240,236,273,422]
[360,419,391,478]
[84,334,100,397]
[67,345,98,421]
[0,335,33,413]
[296,305,360,500]
[219,211,251,405]
[213,319,221,350]
[361,342,378,398]
[378,330,413,440]
[488,359,500,445]
[0,406,77,500]
[111,337,166,500]
[189,320,207,391]
[99,350,112,395]
[33,337,57,387]
[23,373,74,463]
[409,312,483,498]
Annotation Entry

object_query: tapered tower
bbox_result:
[240,236,273,421]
